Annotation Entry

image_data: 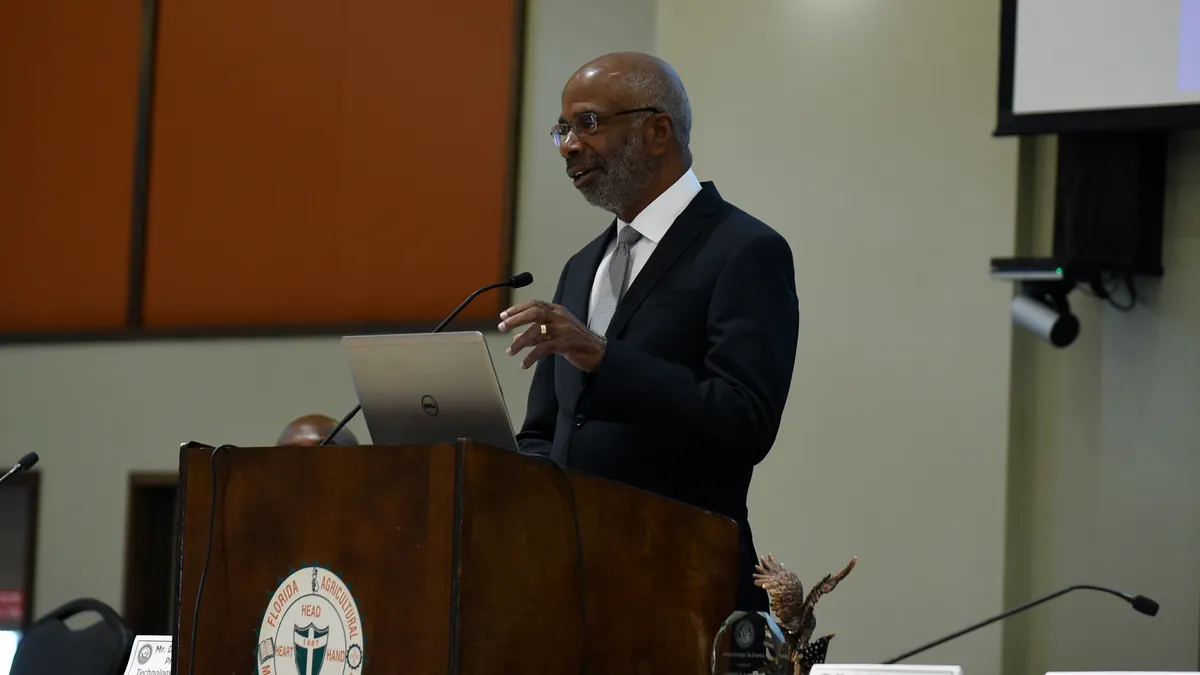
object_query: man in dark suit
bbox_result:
[497,52,799,611]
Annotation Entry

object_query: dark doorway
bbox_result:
[121,473,178,636]
[0,470,39,672]
[0,471,39,628]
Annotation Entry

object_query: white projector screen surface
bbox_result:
[1013,0,1200,114]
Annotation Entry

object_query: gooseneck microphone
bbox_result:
[0,452,39,487]
[884,584,1158,664]
[318,271,535,446]
[434,271,534,333]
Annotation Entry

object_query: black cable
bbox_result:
[536,456,589,675]
[319,404,360,447]
[186,443,236,675]
[1105,273,1137,312]
[1084,272,1137,312]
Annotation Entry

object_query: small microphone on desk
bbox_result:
[884,583,1158,664]
[319,271,535,446]
[0,452,39,487]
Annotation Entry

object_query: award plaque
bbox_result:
[712,554,857,675]
[710,610,789,674]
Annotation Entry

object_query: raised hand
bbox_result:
[498,299,607,372]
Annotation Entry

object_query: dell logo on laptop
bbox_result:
[421,395,439,417]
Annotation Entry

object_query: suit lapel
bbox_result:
[563,220,616,326]
[605,182,724,339]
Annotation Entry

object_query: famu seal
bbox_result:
[257,566,364,675]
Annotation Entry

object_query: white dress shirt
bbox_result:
[587,168,703,320]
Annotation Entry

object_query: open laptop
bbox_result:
[340,331,520,453]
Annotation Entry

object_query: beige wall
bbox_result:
[1,1,1198,674]
[1004,132,1200,673]
[655,2,1017,674]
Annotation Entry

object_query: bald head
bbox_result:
[276,414,358,447]
[566,52,692,162]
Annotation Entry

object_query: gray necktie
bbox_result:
[589,225,643,336]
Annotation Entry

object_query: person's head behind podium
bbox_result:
[276,414,359,447]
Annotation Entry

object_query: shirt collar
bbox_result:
[616,168,702,244]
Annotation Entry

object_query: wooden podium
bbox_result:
[172,440,740,674]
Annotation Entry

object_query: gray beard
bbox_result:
[577,132,657,216]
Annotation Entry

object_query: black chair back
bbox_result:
[9,598,134,675]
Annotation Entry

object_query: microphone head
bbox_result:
[17,452,38,471]
[1131,594,1159,616]
[509,272,534,288]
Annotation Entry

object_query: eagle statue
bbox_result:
[752,554,857,675]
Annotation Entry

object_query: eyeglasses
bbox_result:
[550,107,660,147]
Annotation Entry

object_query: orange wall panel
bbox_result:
[142,0,521,329]
[0,1,142,333]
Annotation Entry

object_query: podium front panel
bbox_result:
[173,440,739,675]
[174,443,458,675]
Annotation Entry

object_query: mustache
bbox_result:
[566,156,605,174]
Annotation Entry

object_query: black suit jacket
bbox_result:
[516,182,799,611]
